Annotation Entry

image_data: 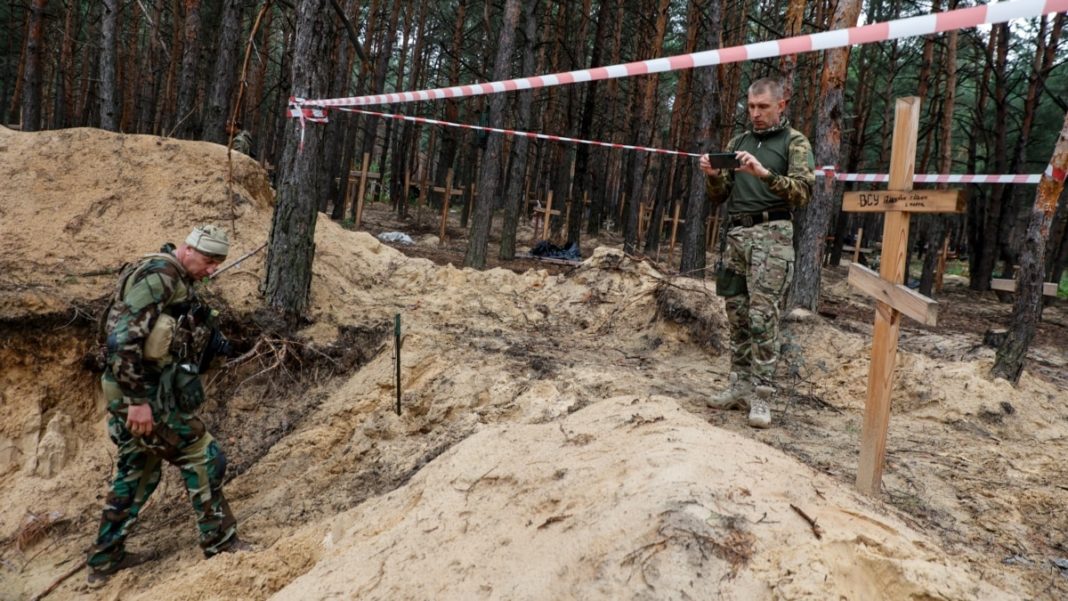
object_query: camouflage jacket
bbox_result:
[705,121,815,212]
[102,252,193,405]
[231,130,253,156]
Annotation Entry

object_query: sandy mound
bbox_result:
[1,126,1065,600]
[265,395,1002,601]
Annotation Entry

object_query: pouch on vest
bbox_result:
[159,363,205,413]
[715,264,747,297]
[144,313,177,363]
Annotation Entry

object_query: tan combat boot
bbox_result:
[748,384,774,428]
[707,372,753,409]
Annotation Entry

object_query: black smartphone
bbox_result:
[706,152,741,169]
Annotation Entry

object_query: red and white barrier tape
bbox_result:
[288,97,330,150]
[342,108,702,158]
[345,108,1046,184]
[815,168,1043,184]
[297,0,1066,109]
[1047,163,1068,184]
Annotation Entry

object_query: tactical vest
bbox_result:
[98,252,193,364]
[726,126,793,215]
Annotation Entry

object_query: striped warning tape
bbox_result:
[815,168,1043,184]
[297,0,1066,109]
[347,107,1046,184]
[343,108,702,157]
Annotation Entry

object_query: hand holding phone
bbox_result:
[705,152,741,169]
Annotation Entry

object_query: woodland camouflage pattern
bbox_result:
[705,120,814,388]
[102,255,191,407]
[722,220,795,385]
[89,250,238,574]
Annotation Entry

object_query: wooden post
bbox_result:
[439,168,454,243]
[417,169,429,227]
[935,234,950,293]
[542,190,555,241]
[668,202,683,255]
[354,152,371,228]
[843,98,966,496]
[708,215,721,252]
[853,227,864,264]
[402,168,411,217]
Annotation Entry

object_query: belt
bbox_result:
[727,209,792,228]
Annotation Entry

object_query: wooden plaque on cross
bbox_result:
[842,97,965,496]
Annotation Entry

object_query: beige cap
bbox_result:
[185,225,230,258]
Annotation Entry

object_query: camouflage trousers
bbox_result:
[721,219,794,385]
[88,373,237,572]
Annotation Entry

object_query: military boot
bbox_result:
[748,384,774,428]
[86,550,158,587]
[707,372,753,409]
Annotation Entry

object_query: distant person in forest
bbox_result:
[87,225,250,586]
[227,120,254,158]
[699,77,815,428]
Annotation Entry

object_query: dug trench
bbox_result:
[0,305,403,588]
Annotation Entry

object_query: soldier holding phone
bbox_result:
[698,77,815,428]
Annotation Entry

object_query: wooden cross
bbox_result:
[841,97,965,496]
[664,202,684,255]
[532,190,560,241]
[436,169,464,243]
[350,152,381,228]
[991,279,1059,297]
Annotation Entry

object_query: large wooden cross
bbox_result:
[841,97,965,496]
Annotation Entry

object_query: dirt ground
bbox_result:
[1,126,1066,600]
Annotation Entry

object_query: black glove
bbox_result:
[198,328,233,372]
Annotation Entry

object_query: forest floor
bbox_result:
[1,125,1067,600]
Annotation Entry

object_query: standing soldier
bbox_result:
[699,77,815,428]
[87,225,250,586]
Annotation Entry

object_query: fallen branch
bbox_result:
[790,504,823,540]
[30,558,86,601]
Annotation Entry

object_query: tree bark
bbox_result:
[680,0,723,278]
[791,0,862,310]
[992,110,1068,382]
[99,0,119,131]
[464,0,520,269]
[21,0,47,132]
[499,0,539,260]
[623,0,670,255]
[920,21,959,297]
[175,0,202,137]
[203,0,243,144]
[264,0,332,319]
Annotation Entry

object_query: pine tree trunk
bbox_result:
[791,0,861,310]
[264,0,332,319]
[175,0,202,138]
[464,0,521,268]
[499,0,539,260]
[623,0,670,255]
[21,0,47,131]
[680,0,723,278]
[203,0,243,144]
[52,2,77,128]
[974,24,1010,289]
[992,110,1068,382]
[98,0,120,130]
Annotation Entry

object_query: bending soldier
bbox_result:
[87,225,249,585]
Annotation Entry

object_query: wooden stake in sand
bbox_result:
[842,97,965,496]
[352,152,377,228]
[435,169,463,243]
[532,190,560,241]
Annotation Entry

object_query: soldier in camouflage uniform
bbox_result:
[699,77,815,428]
[87,225,249,585]
[227,120,254,157]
